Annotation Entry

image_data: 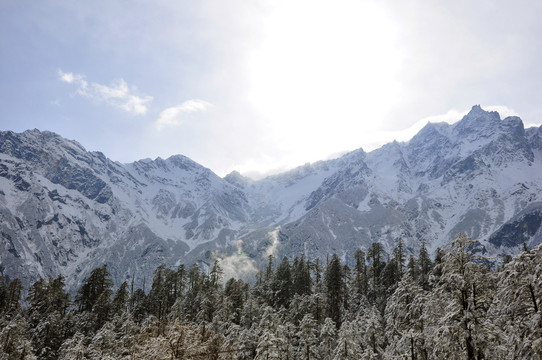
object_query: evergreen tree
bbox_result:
[255,329,281,360]
[292,255,312,297]
[384,276,429,359]
[209,260,223,289]
[197,279,220,323]
[297,314,320,360]
[26,276,73,359]
[333,320,362,360]
[224,278,247,325]
[381,257,399,298]
[324,254,344,328]
[367,242,386,306]
[319,317,336,359]
[86,321,118,359]
[392,238,406,278]
[111,281,130,316]
[310,259,324,324]
[407,254,419,281]
[288,293,314,326]
[57,331,87,360]
[255,306,281,360]
[278,321,297,360]
[432,247,444,278]
[417,240,432,290]
[237,326,259,360]
[76,265,114,333]
[263,255,275,307]
[174,264,187,301]
[488,244,542,358]
[6,242,542,358]
[351,249,368,309]
[0,278,22,317]
[271,257,293,309]
[356,305,384,357]
[147,264,169,320]
[0,276,7,316]
[429,234,496,360]
[183,263,203,321]
[341,264,351,318]
[0,315,35,360]
[76,265,113,313]
[130,288,147,323]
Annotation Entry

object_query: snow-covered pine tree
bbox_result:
[296,313,320,360]
[26,276,73,359]
[384,275,429,359]
[428,233,497,359]
[333,319,363,360]
[277,321,297,360]
[319,317,336,359]
[255,329,281,360]
[356,304,384,357]
[0,314,35,360]
[489,243,542,358]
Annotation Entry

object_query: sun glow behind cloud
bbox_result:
[232,103,526,179]
[243,0,404,173]
[20,1,539,179]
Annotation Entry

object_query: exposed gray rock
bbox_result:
[2,105,542,290]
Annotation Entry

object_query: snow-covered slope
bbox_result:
[0,130,252,289]
[1,105,542,289]
[271,105,542,260]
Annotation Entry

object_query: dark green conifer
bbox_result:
[272,256,293,309]
[324,254,344,328]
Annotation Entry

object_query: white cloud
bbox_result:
[265,228,280,258]
[217,240,258,282]
[416,108,469,126]
[484,105,519,119]
[216,228,283,282]
[59,71,74,83]
[58,69,152,115]
[58,70,88,90]
[155,99,213,130]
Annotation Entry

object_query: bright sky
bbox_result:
[1,0,542,178]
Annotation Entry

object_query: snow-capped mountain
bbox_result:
[1,105,542,289]
[272,106,542,262]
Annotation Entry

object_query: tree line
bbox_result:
[0,234,541,359]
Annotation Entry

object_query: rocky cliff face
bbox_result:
[1,105,542,289]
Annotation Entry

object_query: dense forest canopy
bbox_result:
[1,234,541,359]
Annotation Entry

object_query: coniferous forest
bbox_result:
[1,234,541,359]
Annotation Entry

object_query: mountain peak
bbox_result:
[453,105,501,138]
[469,104,483,113]
[464,104,500,121]
[166,154,199,168]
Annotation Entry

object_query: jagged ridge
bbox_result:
[1,105,542,289]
